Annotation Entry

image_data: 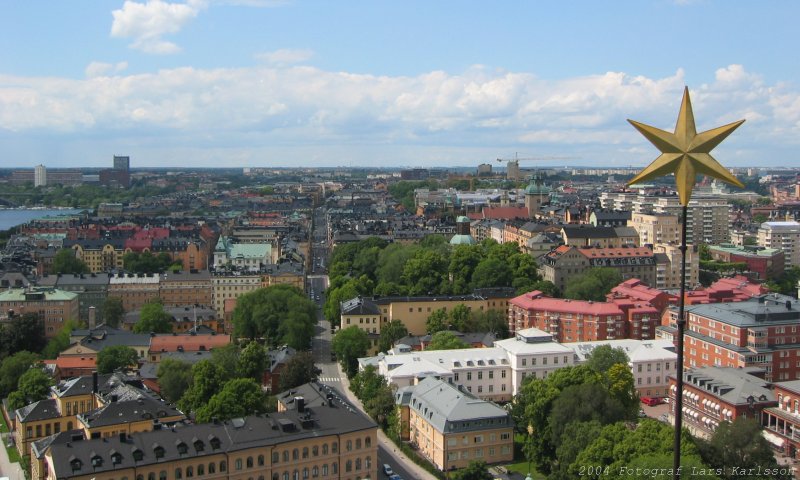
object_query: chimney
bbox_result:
[92,371,98,394]
[295,396,305,413]
[88,306,97,329]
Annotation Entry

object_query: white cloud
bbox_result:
[0,63,796,166]
[255,49,314,65]
[85,61,129,78]
[111,0,204,54]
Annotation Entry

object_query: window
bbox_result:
[365,436,371,448]
[258,455,265,466]
[355,458,362,470]
[303,468,309,479]
[273,452,279,464]
[246,456,254,468]
[346,440,352,452]
[293,449,299,460]
[159,471,167,480]
[478,371,483,380]
[346,460,352,472]
[501,370,506,379]
[283,451,289,462]
[209,463,216,474]
[332,443,338,454]
[133,449,144,462]
[467,372,472,381]
[312,466,319,478]
[322,444,329,455]
[175,468,183,479]
[197,465,204,476]
[220,461,227,472]
[303,447,309,459]
[177,442,188,455]
[356,438,362,449]
[193,440,204,452]
[322,465,328,476]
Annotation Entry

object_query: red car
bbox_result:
[641,397,664,406]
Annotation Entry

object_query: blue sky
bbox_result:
[1,0,798,169]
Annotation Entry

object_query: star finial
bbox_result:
[626,87,744,206]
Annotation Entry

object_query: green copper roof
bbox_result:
[0,288,78,302]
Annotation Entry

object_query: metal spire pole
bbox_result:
[673,204,688,479]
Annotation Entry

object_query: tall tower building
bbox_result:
[34,164,47,187]
[113,155,130,172]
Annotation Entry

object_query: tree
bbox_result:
[548,383,629,447]
[449,244,483,294]
[232,285,317,349]
[698,417,790,480]
[351,366,395,428]
[425,308,449,335]
[451,460,492,480]
[426,331,468,350]
[52,248,89,274]
[0,351,40,397]
[8,367,53,411]
[332,326,370,378]
[0,312,47,356]
[156,358,193,404]
[180,360,226,413]
[586,345,629,374]
[471,258,513,289]
[42,319,82,359]
[236,341,268,382]
[133,301,173,333]
[402,250,449,295]
[101,296,125,328]
[378,320,408,352]
[195,378,267,423]
[96,345,138,374]
[528,280,559,297]
[210,343,239,381]
[278,351,321,391]
[563,268,622,301]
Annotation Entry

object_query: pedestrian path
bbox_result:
[319,376,340,383]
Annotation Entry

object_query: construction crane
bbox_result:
[495,153,576,181]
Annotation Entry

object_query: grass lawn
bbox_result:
[0,412,22,463]
[503,460,547,479]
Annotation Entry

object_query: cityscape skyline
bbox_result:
[1,1,799,169]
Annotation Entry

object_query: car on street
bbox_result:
[641,396,665,406]
[389,475,402,480]
[383,464,393,476]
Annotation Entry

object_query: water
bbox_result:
[0,208,83,231]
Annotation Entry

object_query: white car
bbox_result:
[383,464,393,476]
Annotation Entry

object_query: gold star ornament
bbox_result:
[626,87,744,206]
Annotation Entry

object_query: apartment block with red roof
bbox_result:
[508,290,659,342]
[607,278,676,315]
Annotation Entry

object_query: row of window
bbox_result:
[520,356,569,366]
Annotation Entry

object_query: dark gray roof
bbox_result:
[683,294,800,327]
[16,398,60,422]
[561,225,623,239]
[54,374,113,398]
[139,351,213,379]
[79,330,152,350]
[340,297,381,315]
[78,396,183,428]
[31,430,84,459]
[49,384,375,478]
[679,366,774,406]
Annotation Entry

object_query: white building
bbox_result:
[34,164,47,187]
[569,339,677,398]
[758,221,800,269]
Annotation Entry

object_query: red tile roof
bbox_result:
[510,291,623,316]
[56,357,97,369]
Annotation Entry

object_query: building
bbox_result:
[653,242,700,290]
[211,271,262,317]
[35,382,378,480]
[365,328,576,402]
[66,239,126,273]
[108,273,161,312]
[147,333,231,362]
[158,270,213,308]
[628,213,680,246]
[650,196,731,245]
[213,237,272,271]
[113,155,130,172]
[683,275,769,305]
[396,377,514,472]
[508,290,659,342]
[763,380,800,458]
[758,221,800,269]
[35,164,47,187]
[569,339,676,398]
[560,225,640,248]
[666,367,775,440]
[340,289,514,336]
[707,244,785,281]
[122,305,221,334]
[606,278,676,316]
[539,246,659,294]
[449,216,477,245]
[0,287,80,338]
[37,273,110,326]
[658,293,800,382]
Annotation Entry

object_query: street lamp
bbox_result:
[526,424,534,478]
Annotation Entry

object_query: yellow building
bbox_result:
[628,213,680,246]
[42,383,377,480]
[396,377,514,471]
[211,272,262,317]
[340,289,514,336]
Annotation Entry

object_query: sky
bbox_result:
[1,0,799,169]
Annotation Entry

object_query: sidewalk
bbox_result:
[336,364,437,480]
[0,433,25,480]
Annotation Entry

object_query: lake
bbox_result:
[0,208,84,231]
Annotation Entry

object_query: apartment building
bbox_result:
[539,246,659,294]
[650,196,731,245]
[763,380,800,458]
[37,273,110,325]
[0,287,79,338]
[653,243,700,290]
[396,377,514,471]
[560,225,639,248]
[211,272,262,317]
[628,213,680,246]
[108,273,160,312]
[667,367,775,440]
[659,293,800,382]
[41,383,378,480]
[508,290,659,342]
[758,221,800,269]
[159,270,213,307]
[707,244,785,280]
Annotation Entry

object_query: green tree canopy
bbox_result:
[586,345,630,374]
[426,331,468,350]
[471,257,514,289]
[236,341,269,382]
[402,250,449,295]
[232,285,317,349]
[96,345,139,374]
[0,312,47,357]
[278,351,321,391]
[698,417,791,480]
[378,319,408,352]
[564,267,623,301]
[133,301,173,334]
[42,319,82,359]
[0,351,40,397]
[123,251,181,274]
[156,358,193,404]
[195,378,267,423]
[332,326,370,378]
[101,296,125,328]
[7,366,53,411]
[179,360,226,413]
[425,308,449,335]
[52,248,89,274]
[451,460,493,480]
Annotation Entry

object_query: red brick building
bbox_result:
[659,293,800,382]
[707,244,785,281]
[607,278,676,315]
[763,380,800,457]
[683,275,769,305]
[508,290,659,342]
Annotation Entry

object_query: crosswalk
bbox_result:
[319,377,341,383]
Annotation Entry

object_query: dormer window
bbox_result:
[153,444,165,459]
[70,457,82,472]
[91,454,103,468]
[176,441,188,455]
[193,439,204,452]
[132,448,144,461]
[209,435,221,450]
[111,451,122,465]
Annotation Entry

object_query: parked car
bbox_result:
[640,396,664,406]
[383,464,393,476]
[389,475,402,480]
